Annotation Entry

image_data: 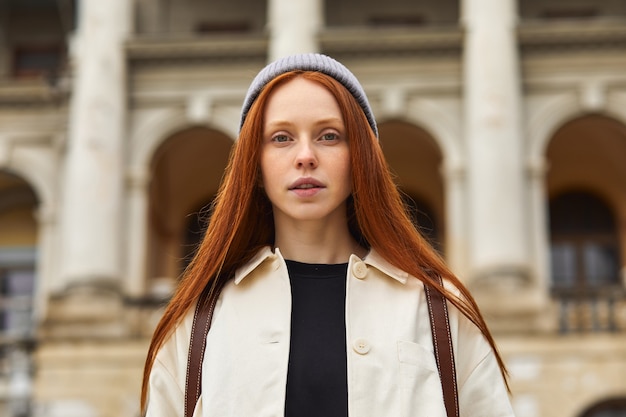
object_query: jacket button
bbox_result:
[352,338,371,355]
[353,261,367,279]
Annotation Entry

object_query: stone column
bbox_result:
[33,204,57,321]
[267,0,323,61]
[527,157,551,311]
[462,0,530,288]
[442,161,468,277]
[124,168,150,298]
[58,0,132,289]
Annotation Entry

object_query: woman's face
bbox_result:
[260,77,352,227]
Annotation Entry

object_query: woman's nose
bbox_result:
[295,141,318,168]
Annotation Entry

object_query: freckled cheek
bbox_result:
[259,153,287,192]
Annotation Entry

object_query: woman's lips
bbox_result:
[289,178,325,197]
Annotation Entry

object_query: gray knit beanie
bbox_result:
[240,53,378,137]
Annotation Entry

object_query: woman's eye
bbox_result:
[321,133,338,141]
[272,135,290,143]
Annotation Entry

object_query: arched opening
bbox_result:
[0,169,38,417]
[0,170,38,334]
[579,397,626,417]
[402,194,441,253]
[147,127,232,281]
[546,114,626,332]
[378,120,445,254]
[182,195,216,270]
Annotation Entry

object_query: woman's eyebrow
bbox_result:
[266,116,343,124]
[314,117,344,126]
[264,119,293,128]
[264,117,344,131]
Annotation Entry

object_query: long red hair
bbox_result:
[141,71,508,412]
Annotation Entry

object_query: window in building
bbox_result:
[0,249,36,417]
[325,0,459,28]
[6,0,72,79]
[367,14,427,27]
[550,191,620,290]
[549,190,622,332]
[0,171,37,416]
[13,45,63,79]
[540,7,598,19]
[519,0,626,20]
[194,21,252,34]
[156,0,265,35]
[0,267,35,336]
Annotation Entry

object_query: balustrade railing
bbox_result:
[552,286,626,333]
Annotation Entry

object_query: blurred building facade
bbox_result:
[0,0,625,416]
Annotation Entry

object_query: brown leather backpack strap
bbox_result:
[185,285,219,417]
[424,277,460,417]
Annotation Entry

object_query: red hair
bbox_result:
[141,71,508,412]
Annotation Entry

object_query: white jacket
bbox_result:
[146,247,514,417]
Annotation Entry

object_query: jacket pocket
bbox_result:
[397,340,438,372]
[396,340,446,416]
[397,340,439,387]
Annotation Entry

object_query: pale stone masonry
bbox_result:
[0,0,625,416]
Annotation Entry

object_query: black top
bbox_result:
[284,260,349,417]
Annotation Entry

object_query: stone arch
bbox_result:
[124,107,238,296]
[1,145,60,305]
[545,114,626,332]
[528,93,626,166]
[146,126,233,281]
[525,93,626,320]
[377,119,446,252]
[129,107,237,176]
[393,98,463,169]
[0,169,38,244]
[545,114,626,207]
[0,167,40,354]
[1,147,56,213]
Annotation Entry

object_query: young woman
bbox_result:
[141,53,514,417]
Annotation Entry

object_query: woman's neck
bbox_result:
[273,220,366,264]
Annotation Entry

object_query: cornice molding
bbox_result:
[3,20,624,106]
[126,33,268,67]
[519,20,626,54]
[124,20,626,68]
[320,27,463,58]
[0,79,67,107]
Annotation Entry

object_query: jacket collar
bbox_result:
[234,246,408,285]
[362,249,409,284]
[234,246,277,285]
